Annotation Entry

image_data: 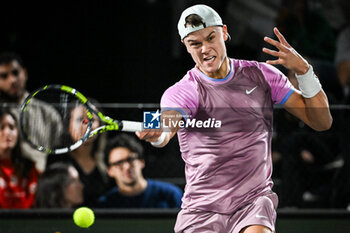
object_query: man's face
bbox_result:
[183,26,228,78]
[0,60,27,102]
[107,147,144,187]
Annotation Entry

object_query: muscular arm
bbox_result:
[263,27,332,131]
[284,90,332,131]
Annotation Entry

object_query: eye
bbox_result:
[208,36,215,41]
[0,73,8,79]
[190,42,200,48]
[12,69,20,76]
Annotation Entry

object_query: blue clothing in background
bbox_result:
[98,179,183,208]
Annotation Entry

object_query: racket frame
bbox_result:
[20,84,123,154]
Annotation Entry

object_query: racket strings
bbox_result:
[21,89,91,153]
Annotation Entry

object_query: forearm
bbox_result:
[294,64,332,131]
[304,90,332,131]
[262,27,332,131]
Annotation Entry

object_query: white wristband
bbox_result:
[295,65,322,98]
[151,132,166,147]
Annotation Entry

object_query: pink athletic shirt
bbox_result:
[161,58,295,214]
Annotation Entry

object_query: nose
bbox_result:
[201,42,210,54]
[121,160,134,171]
[3,126,12,135]
[8,73,18,84]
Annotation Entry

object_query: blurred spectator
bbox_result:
[330,24,350,208]
[46,99,113,207]
[271,8,346,203]
[34,162,83,208]
[0,108,38,208]
[270,1,344,205]
[0,52,62,172]
[335,26,350,97]
[0,53,27,103]
[277,131,339,208]
[98,134,183,208]
[272,22,349,204]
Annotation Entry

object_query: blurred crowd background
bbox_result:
[1,0,350,210]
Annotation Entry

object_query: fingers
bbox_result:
[262,41,286,66]
[263,27,302,70]
[135,129,162,142]
[265,59,283,65]
[273,27,290,47]
[263,36,284,51]
[262,47,286,65]
[262,47,285,58]
[135,131,142,138]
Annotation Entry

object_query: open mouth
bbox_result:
[203,56,215,62]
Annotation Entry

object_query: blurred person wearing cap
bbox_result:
[137,4,332,233]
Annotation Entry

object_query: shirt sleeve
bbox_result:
[259,63,296,105]
[160,77,199,119]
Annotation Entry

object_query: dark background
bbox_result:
[1,0,347,104]
[0,1,197,103]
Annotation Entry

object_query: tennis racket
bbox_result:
[20,84,143,154]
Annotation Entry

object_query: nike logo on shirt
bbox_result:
[246,86,258,94]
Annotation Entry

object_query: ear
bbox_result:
[223,25,229,41]
[182,39,191,54]
[23,68,28,81]
[139,159,145,169]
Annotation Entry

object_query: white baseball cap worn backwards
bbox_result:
[177,4,223,40]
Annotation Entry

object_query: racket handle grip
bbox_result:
[121,121,143,132]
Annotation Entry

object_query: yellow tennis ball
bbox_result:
[73,207,95,228]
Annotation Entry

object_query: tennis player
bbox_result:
[137,4,332,233]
